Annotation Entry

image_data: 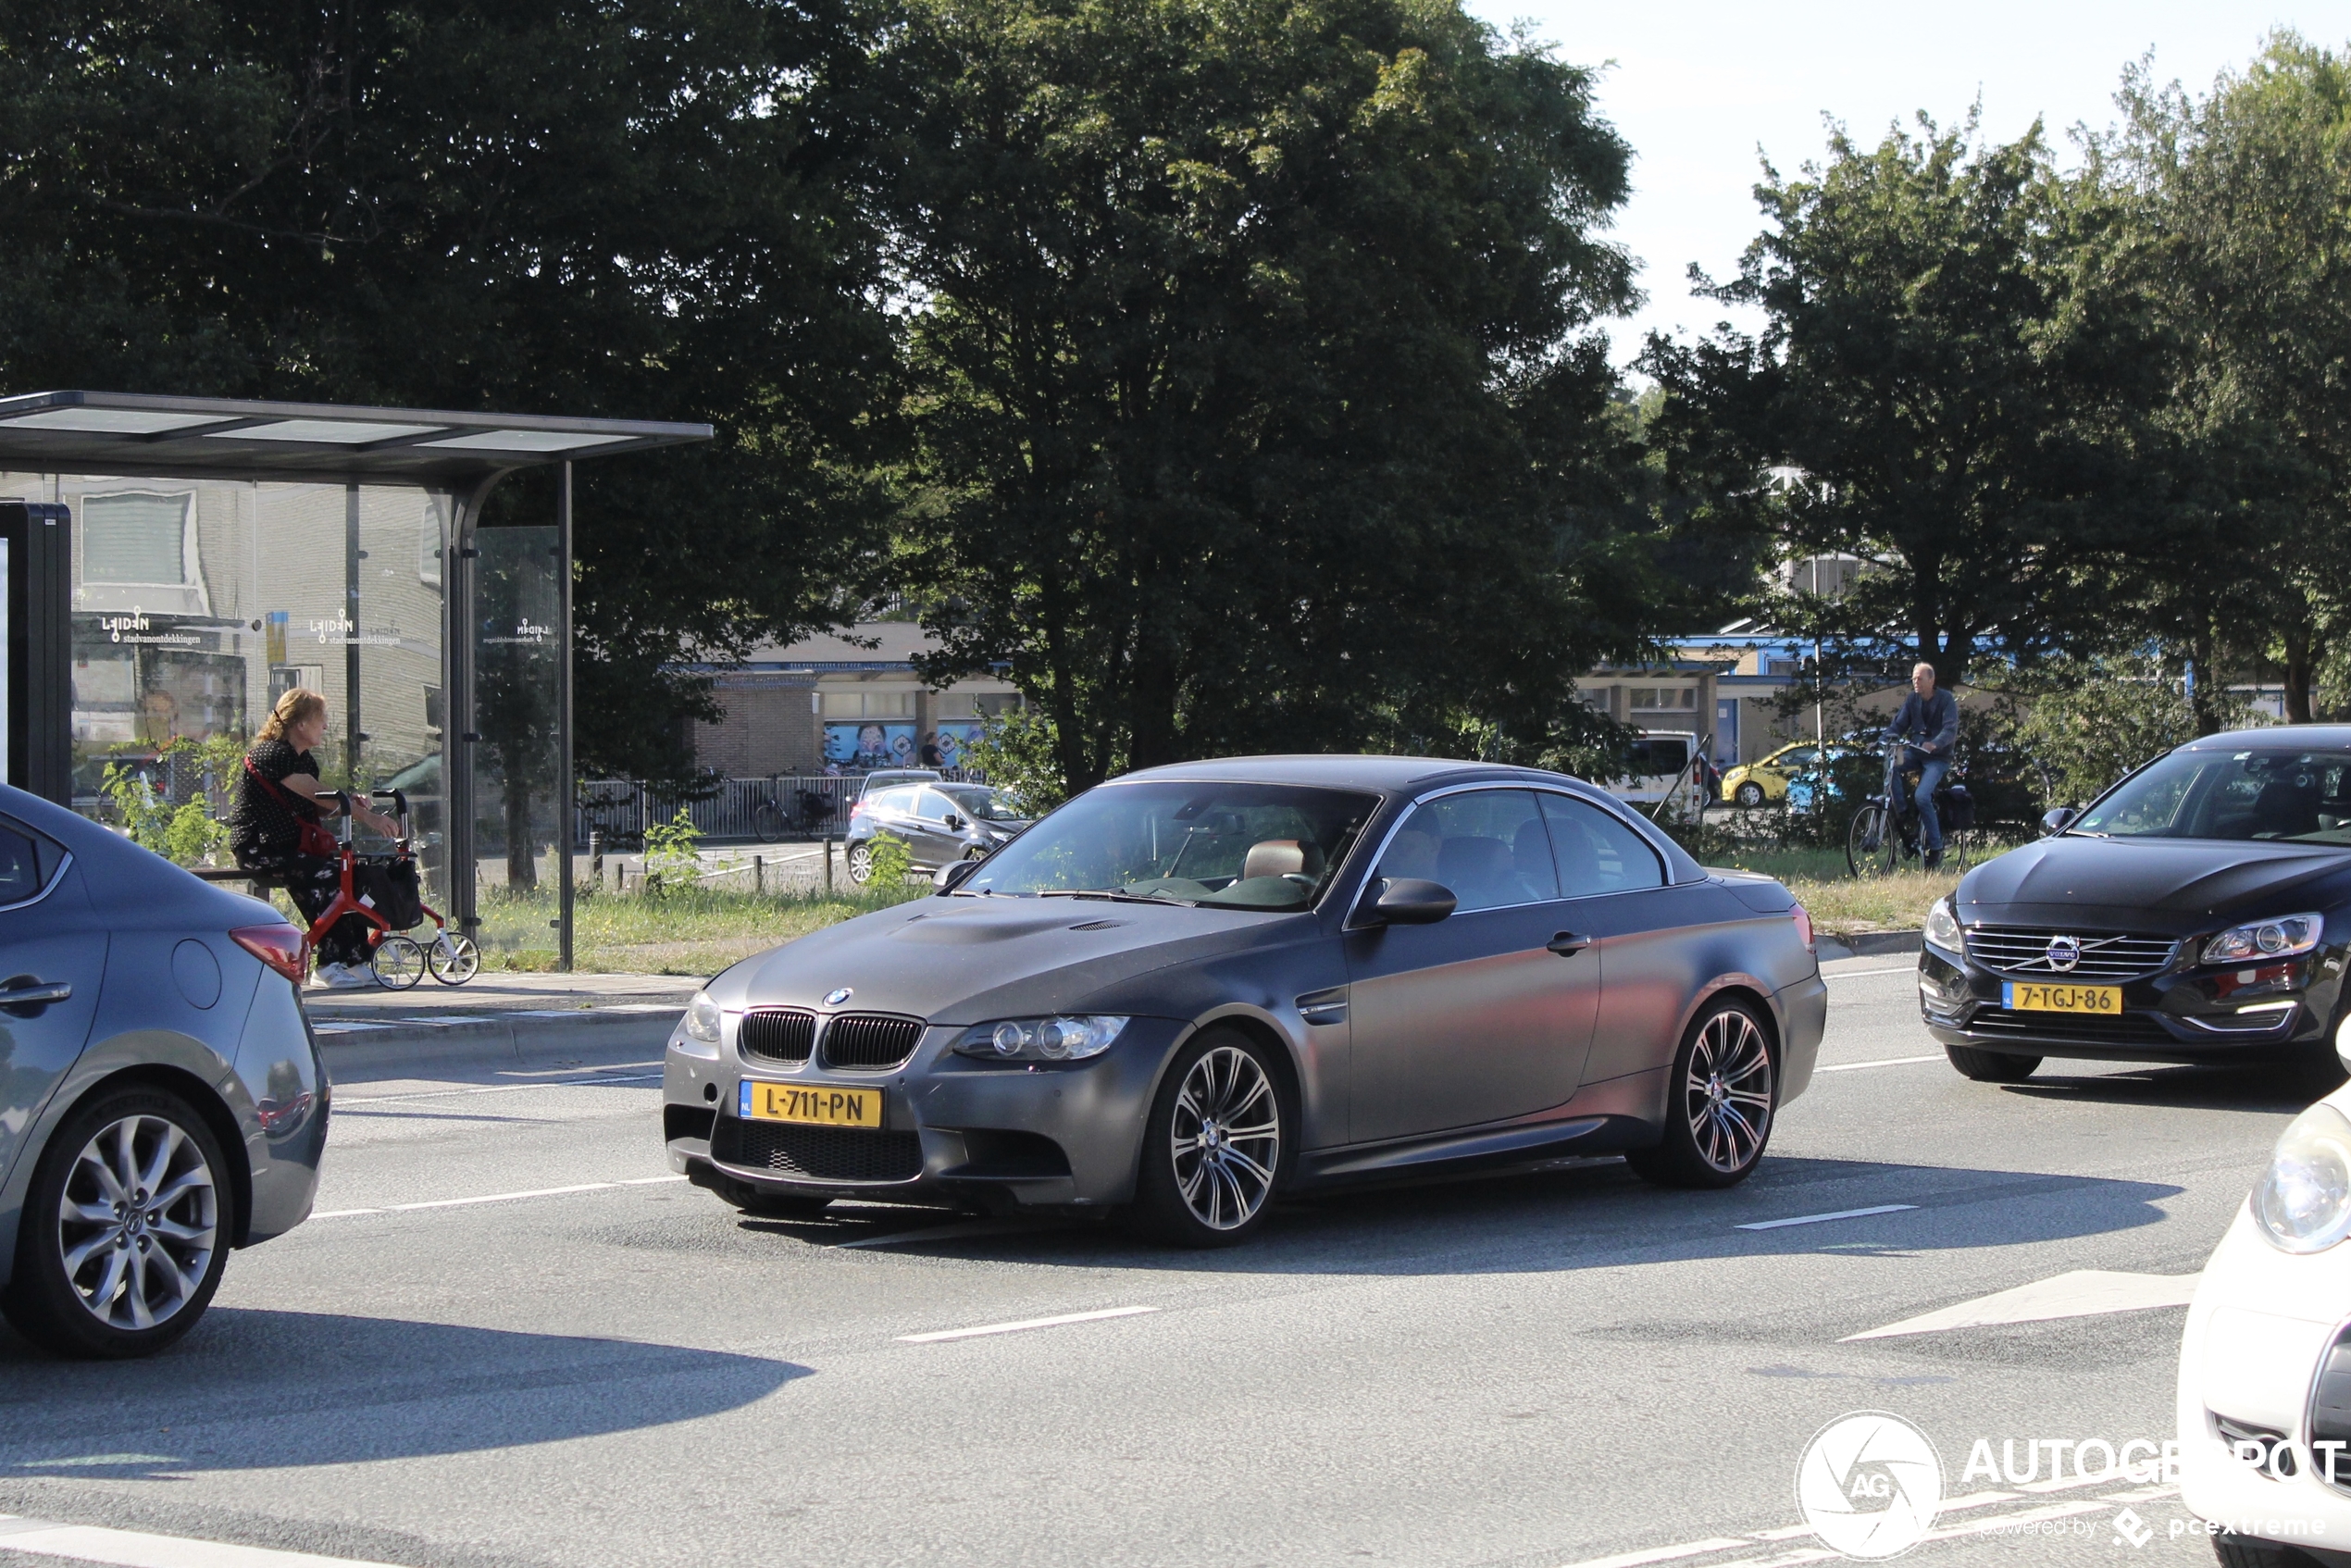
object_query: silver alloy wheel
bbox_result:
[1682,1008,1773,1174]
[1170,1045,1281,1230]
[56,1114,218,1331]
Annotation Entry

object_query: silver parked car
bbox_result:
[844,781,1030,882]
[665,757,1825,1246]
[0,786,326,1357]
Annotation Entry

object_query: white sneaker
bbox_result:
[314,962,374,989]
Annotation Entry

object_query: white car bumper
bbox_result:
[2178,1201,2351,1553]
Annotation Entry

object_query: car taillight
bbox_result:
[232,924,309,985]
[1791,902,1815,953]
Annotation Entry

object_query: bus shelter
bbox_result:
[0,389,710,968]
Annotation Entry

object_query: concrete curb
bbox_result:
[316,1005,683,1076]
[1819,928,1922,962]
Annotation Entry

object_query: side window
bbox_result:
[1540,794,1666,896]
[0,819,54,903]
[1374,790,1558,913]
[869,787,916,816]
[914,790,952,822]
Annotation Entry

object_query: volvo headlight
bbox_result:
[952,1015,1129,1063]
[682,990,724,1045]
[2204,914,2323,965]
[2253,1101,2351,1254]
[1924,896,1962,953]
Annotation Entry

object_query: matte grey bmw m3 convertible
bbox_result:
[663,757,1826,1245]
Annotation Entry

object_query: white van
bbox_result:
[1597,731,1709,823]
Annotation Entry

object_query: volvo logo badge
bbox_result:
[823,987,853,1007]
[2045,935,2082,973]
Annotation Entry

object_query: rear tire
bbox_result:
[1,1088,231,1359]
[1946,1043,2041,1082]
[428,933,481,986]
[1129,1028,1288,1247]
[844,842,875,886]
[1734,781,1766,808]
[1626,999,1776,1189]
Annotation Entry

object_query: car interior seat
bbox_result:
[1239,839,1325,882]
[2251,778,2322,839]
[1436,836,1515,910]
[1511,819,1558,900]
[1377,828,1440,882]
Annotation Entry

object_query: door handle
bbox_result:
[1547,933,1589,957]
[0,976,70,1014]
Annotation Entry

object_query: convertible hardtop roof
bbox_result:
[1113,754,1587,793]
[2185,727,2351,752]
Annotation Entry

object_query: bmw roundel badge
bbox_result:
[823,987,853,1007]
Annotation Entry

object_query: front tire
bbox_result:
[751,802,787,844]
[370,934,425,989]
[1627,999,1776,1189]
[1,1089,231,1359]
[1129,1028,1288,1247]
[1946,1043,2040,1082]
[1734,781,1766,808]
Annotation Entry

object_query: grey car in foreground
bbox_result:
[665,756,1825,1245]
[0,786,326,1357]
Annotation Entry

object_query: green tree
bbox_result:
[2104,35,2351,726]
[1643,111,2169,690]
[0,0,906,780]
[889,0,1659,793]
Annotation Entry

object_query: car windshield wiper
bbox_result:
[1035,889,1191,905]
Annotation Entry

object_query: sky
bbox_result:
[1459,2,2342,369]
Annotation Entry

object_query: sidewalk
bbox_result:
[306,969,698,1075]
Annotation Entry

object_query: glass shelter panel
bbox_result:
[0,472,451,909]
[472,526,560,961]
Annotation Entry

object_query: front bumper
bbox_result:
[662,1014,1189,1212]
[1917,938,2340,1063]
[2178,1204,2351,1552]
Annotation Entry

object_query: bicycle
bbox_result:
[1847,742,1981,878]
[747,781,836,843]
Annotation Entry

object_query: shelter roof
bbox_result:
[0,391,710,487]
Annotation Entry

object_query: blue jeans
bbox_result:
[1885,750,1949,852]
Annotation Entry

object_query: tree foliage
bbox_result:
[888,0,1677,792]
[0,0,904,778]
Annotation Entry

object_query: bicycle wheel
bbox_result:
[1847,803,1897,877]
[370,934,426,989]
[751,800,787,843]
[428,933,481,986]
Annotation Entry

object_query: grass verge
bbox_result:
[481,882,930,975]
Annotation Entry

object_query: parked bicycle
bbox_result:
[1847,740,1982,877]
[749,781,837,843]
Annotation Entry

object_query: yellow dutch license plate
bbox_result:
[2003,981,2121,1014]
[740,1080,883,1128]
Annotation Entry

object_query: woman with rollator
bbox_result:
[228,687,403,989]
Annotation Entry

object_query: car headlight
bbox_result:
[952,1015,1129,1063]
[2203,914,2324,965]
[683,990,724,1045]
[1925,896,1962,953]
[2253,1101,2351,1254]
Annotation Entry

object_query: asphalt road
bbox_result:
[0,959,2334,1568]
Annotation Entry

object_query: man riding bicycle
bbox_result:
[1883,660,1959,871]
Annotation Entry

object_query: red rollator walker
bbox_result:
[298,788,480,989]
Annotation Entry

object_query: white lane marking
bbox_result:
[336,1073,661,1105]
[1843,1268,2200,1340]
[0,1514,405,1566]
[898,1305,1158,1343]
[837,1219,1061,1250]
[1735,1204,1917,1231]
[310,1175,685,1219]
[1549,1540,1754,1568]
[1824,966,1917,979]
[1813,1055,1943,1074]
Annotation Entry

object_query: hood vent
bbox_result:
[1068,919,1128,931]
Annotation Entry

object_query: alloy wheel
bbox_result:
[1680,1008,1774,1175]
[56,1114,218,1333]
[1170,1046,1281,1231]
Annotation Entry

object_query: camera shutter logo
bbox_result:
[1794,1411,1943,1559]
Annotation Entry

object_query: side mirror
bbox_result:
[934,858,981,893]
[943,813,964,831]
[2040,806,2075,838]
[1358,877,1456,926]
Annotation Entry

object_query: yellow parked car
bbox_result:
[1721,741,1848,807]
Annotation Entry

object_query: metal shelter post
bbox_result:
[344,485,363,781]
[557,463,574,971]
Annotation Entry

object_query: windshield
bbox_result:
[940,784,1018,822]
[2071,749,2351,842]
[962,781,1379,909]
